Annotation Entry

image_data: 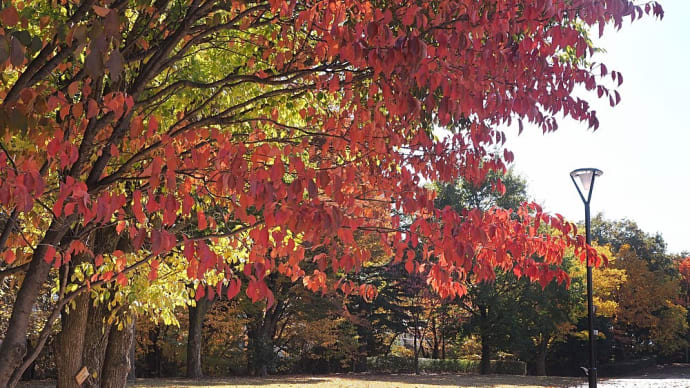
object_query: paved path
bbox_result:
[579,364,690,388]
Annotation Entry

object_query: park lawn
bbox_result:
[19,374,586,388]
[125,374,585,388]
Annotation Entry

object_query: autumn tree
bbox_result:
[678,256,690,362]
[0,1,662,386]
[588,216,685,359]
[510,253,587,376]
[591,216,673,274]
[612,245,687,358]
[434,171,543,374]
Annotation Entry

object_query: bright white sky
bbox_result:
[504,1,690,254]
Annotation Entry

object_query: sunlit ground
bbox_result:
[19,364,690,388]
[20,374,584,388]
[128,374,583,388]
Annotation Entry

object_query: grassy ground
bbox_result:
[19,374,585,388]
[125,374,585,388]
[21,364,690,387]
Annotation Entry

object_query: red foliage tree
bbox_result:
[0,0,662,384]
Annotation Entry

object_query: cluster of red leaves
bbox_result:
[679,257,690,286]
[0,0,663,305]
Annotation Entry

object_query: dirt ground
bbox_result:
[18,364,690,388]
[129,374,583,388]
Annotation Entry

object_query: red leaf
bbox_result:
[0,35,10,64]
[195,283,205,301]
[163,194,178,226]
[0,6,19,26]
[227,278,242,299]
[197,210,207,230]
[92,5,111,17]
[10,37,24,67]
[116,272,127,286]
[3,249,16,265]
[87,99,99,118]
[148,267,158,281]
[67,81,80,97]
[132,190,146,224]
[72,102,83,118]
[44,246,56,264]
[148,116,159,136]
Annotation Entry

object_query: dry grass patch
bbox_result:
[125,374,584,388]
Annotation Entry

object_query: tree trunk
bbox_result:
[0,223,68,387]
[82,302,113,388]
[248,322,275,377]
[441,329,446,360]
[101,316,135,388]
[128,317,136,381]
[431,315,439,359]
[480,337,491,375]
[186,297,212,378]
[247,302,283,377]
[56,291,90,388]
[413,308,419,375]
[534,336,549,376]
[479,306,491,375]
[535,349,547,376]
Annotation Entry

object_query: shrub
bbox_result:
[366,356,527,375]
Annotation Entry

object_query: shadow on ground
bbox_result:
[126,374,585,388]
[24,366,690,388]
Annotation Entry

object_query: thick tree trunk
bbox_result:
[247,302,283,377]
[535,336,549,376]
[101,316,135,388]
[143,325,163,377]
[82,302,112,388]
[248,322,275,377]
[480,337,491,375]
[0,223,68,387]
[187,297,212,378]
[56,291,90,388]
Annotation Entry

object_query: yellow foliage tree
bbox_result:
[613,245,687,356]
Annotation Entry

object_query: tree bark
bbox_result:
[247,302,283,377]
[479,306,491,375]
[186,297,213,378]
[441,328,446,360]
[0,222,69,387]
[535,348,547,376]
[535,336,549,376]
[431,315,439,359]
[56,291,90,388]
[128,317,136,381]
[101,315,134,388]
[413,306,419,375]
[82,302,112,388]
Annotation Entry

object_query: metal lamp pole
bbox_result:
[570,168,603,388]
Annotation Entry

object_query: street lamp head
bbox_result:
[570,168,603,204]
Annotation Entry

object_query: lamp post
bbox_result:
[570,168,603,388]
